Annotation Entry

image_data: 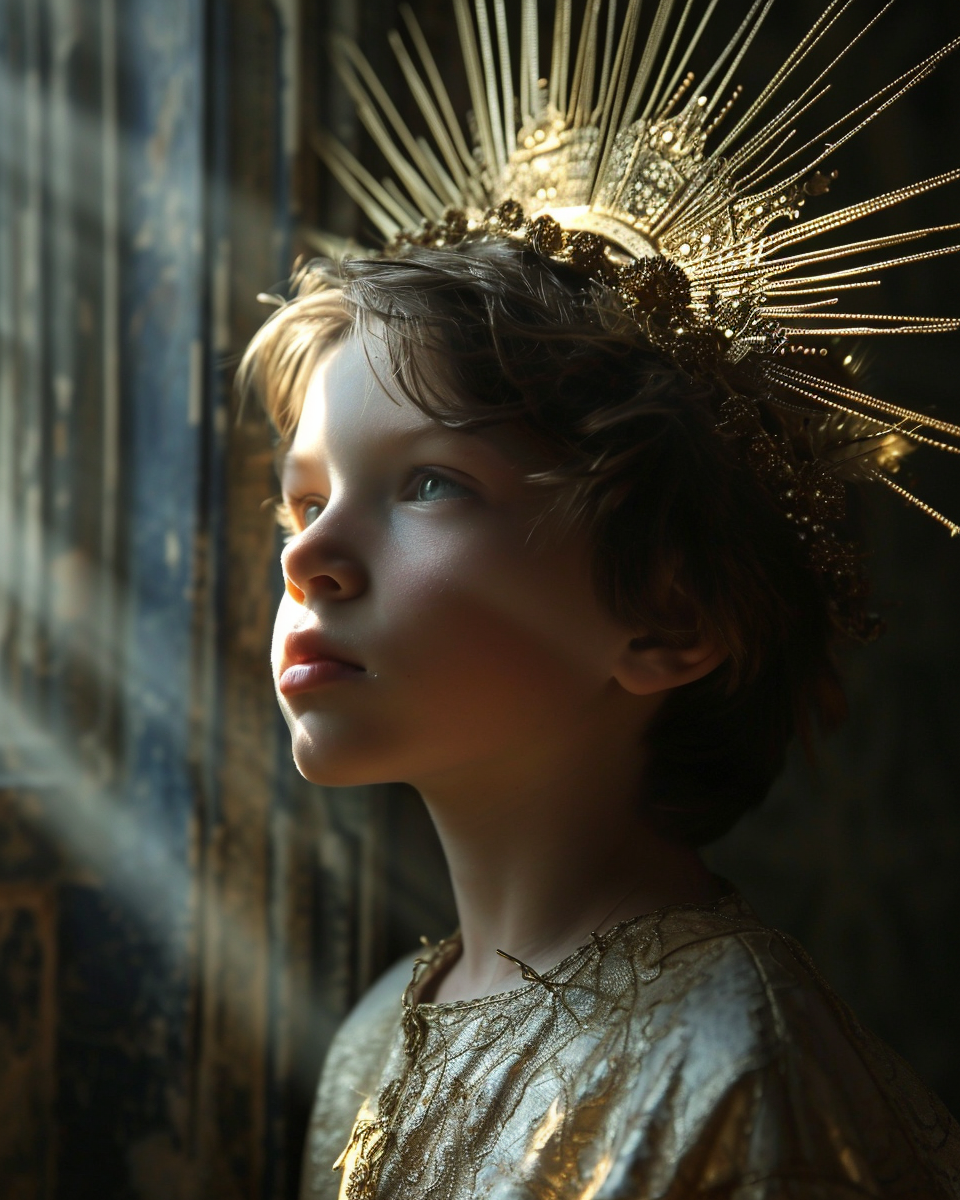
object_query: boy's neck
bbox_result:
[414,708,721,1005]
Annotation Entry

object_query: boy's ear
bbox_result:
[613,629,727,696]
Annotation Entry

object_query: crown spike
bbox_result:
[493,0,516,154]
[313,135,403,238]
[692,0,765,104]
[652,0,722,122]
[642,0,698,118]
[765,170,960,253]
[713,224,960,280]
[472,0,507,171]
[399,5,477,177]
[658,71,696,119]
[767,380,958,457]
[567,0,591,121]
[364,115,445,217]
[728,119,804,193]
[334,37,453,205]
[868,472,960,536]
[783,322,960,336]
[890,429,960,457]
[776,311,960,328]
[696,228,960,296]
[730,93,836,188]
[453,0,499,177]
[380,177,423,225]
[770,280,882,296]
[764,299,840,314]
[580,2,604,124]
[417,137,461,203]
[727,91,824,181]
[591,0,620,121]
[771,365,960,440]
[519,0,540,124]
[334,76,445,219]
[773,386,960,462]
[569,0,603,125]
[549,0,573,114]
[704,84,744,137]
[389,30,475,196]
[743,39,960,203]
[724,0,895,168]
[622,0,681,129]
[768,243,960,293]
[592,0,645,190]
[313,134,403,220]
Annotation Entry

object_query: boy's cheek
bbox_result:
[270,592,300,674]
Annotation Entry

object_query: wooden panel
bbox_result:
[1,0,213,1194]
[0,887,57,1200]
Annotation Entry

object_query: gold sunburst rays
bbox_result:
[320,0,960,330]
[718,0,914,178]
[713,0,867,160]
[728,31,958,191]
[314,0,960,632]
[324,1,960,302]
[774,320,960,336]
[764,242,960,293]
[768,364,960,443]
[694,227,960,297]
[765,377,960,538]
[686,205,960,341]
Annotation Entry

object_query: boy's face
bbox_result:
[273,333,645,792]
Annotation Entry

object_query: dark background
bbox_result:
[0,1,957,1197]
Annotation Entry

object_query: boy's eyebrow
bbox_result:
[278,422,493,487]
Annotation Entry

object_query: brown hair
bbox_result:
[239,236,846,845]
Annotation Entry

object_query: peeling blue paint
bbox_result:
[119,0,204,863]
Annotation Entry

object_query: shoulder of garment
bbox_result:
[602,922,960,1200]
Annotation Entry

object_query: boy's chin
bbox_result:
[292,756,382,788]
[289,729,394,789]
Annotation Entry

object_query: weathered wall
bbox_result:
[0,0,453,1195]
[0,1,957,1198]
[2,0,208,1194]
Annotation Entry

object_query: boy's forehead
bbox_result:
[283,336,438,465]
[280,337,475,480]
[281,333,551,481]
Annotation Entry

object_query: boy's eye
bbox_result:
[413,472,471,502]
[301,500,324,527]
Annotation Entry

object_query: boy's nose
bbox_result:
[284,576,306,604]
[280,526,368,603]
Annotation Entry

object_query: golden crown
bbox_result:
[312,0,960,637]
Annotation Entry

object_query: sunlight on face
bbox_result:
[271,333,637,792]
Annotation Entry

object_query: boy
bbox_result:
[239,1,960,1195]
[239,240,958,1199]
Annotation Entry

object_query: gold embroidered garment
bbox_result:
[301,895,960,1199]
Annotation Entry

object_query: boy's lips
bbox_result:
[278,628,366,696]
